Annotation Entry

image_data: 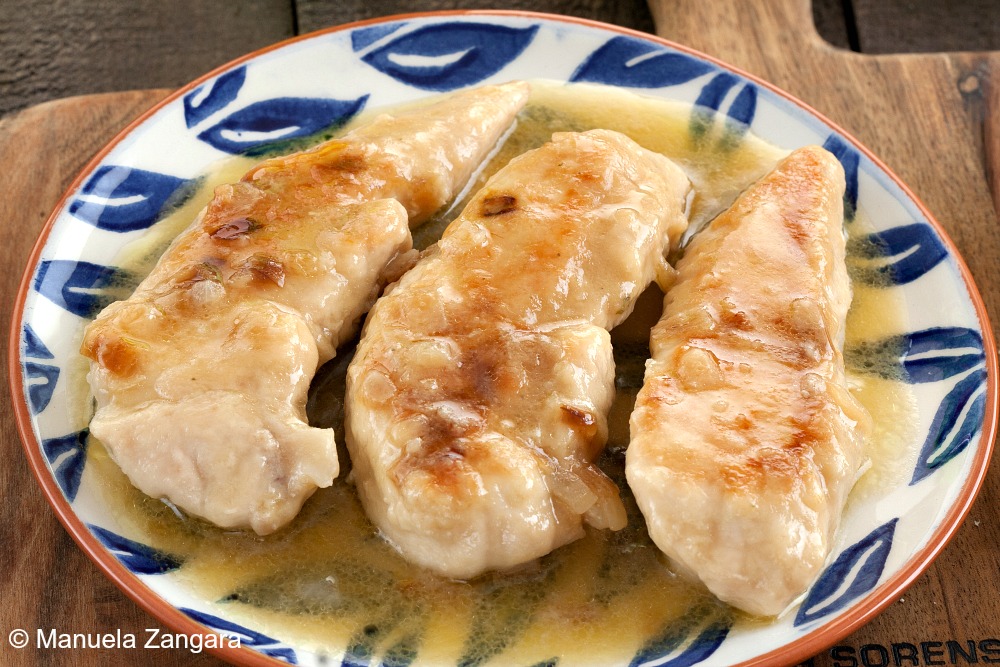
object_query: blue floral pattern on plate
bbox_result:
[182,608,298,663]
[196,95,369,155]
[361,22,537,90]
[351,23,406,52]
[12,13,994,667]
[90,524,183,575]
[890,327,984,383]
[41,429,89,502]
[692,73,757,128]
[33,259,129,318]
[847,327,988,484]
[850,223,949,286]
[69,166,194,233]
[913,368,988,484]
[184,66,247,128]
[629,606,732,667]
[822,135,860,221]
[571,36,715,88]
[22,324,59,415]
[795,520,897,627]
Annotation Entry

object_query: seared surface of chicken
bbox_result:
[346,129,690,578]
[81,82,530,534]
[626,146,872,616]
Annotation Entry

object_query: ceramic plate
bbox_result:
[9,11,998,667]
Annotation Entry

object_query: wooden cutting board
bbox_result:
[1,1,997,665]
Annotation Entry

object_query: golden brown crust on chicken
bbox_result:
[346,129,690,578]
[81,82,530,534]
[626,145,872,616]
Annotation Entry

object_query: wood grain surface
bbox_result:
[0,92,227,667]
[294,0,655,36]
[849,0,1000,54]
[4,0,1000,118]
[1,2,998,666]
[0,0,294,118]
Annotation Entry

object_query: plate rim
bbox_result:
[7,9,999,667]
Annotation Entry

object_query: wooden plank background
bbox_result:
[2,0,1000,118]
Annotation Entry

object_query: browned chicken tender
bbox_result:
[82,82,530,535]
[346,129,690,578]
[626,146,872,616]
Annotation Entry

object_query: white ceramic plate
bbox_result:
[10,11,997,667]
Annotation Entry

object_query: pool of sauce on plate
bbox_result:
[85,81,918,665]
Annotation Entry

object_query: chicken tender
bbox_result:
[626,146,872,616]
[346,129,690,578]
[82,82,530,534]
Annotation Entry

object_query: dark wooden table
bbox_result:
[2,1,998,666]
[2,0,999,119]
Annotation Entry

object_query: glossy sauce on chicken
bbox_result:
[80,82,531,535]
[82,82,917,665]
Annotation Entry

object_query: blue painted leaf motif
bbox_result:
[572,36,714,88]
[898,327,984,383]
[822,135,860,222]
[352,22,406,51]
[24,362,60,414]
[196,96,368,154]
[342,629,375,667]
[33,260,128,318]
[184,66,247,128]
[380,634,422,667]
[850,223,948,286]
[22,324,59,414]
[23,324,54,359]
[727,84,757,126]
[69,166,192,233]
[362,23,537,91]
[653,620,729,667]
[690,73,757,141]
[89,524,182,575]
[847,327,985,384]
[694,72,738,111]
[912,368,988,484]
[41,429,89,502]
[630,607,732,667]
[794,519,897,626]
[342,622,423,667]
[181,608,298,663]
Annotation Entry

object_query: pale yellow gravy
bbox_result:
[82,81,917,666]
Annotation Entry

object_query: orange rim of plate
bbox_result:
[7,10,999,667]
